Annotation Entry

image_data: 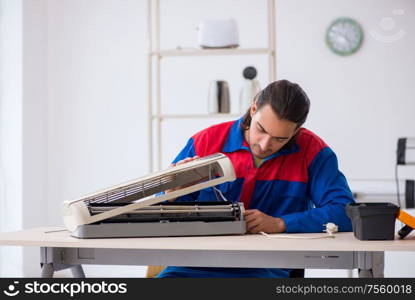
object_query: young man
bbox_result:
[157,80,355,278]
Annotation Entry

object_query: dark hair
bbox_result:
[241,80,310,147]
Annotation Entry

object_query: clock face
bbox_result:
[326,18,363,56]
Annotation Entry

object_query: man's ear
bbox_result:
[250,101,257,117]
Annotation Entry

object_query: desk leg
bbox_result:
[41,247,78,278]
[40,263,54,278]
[358,252,384,278]
[71,265,86,278]
[358,269,373,278]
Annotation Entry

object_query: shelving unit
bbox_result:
[151,113,242,121]
[152,48,271,57]
[147,0,276,172]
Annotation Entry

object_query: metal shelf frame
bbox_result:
[147,0,276,172]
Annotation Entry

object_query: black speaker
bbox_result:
[397,138,406,165]
[405,180,415,209]
[397,137,415,165]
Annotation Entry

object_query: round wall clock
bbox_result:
[326,18,363,56]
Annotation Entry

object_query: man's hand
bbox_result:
[170,156,199,168]
[244,209,286,234]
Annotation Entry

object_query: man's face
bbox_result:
[245,103,299,159]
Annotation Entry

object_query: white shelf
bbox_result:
[152,113,242,120]
[147,0,276,171]
[151,48,272,57]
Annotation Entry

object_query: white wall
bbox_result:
[0,0,49,277]
[0,0,24,277]
[47,0,147,228]
[276,0,415,196]
[22,0,49,277]
[46,0,149,277]
[1,0,414,277]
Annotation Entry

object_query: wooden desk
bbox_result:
[0,227,414,278]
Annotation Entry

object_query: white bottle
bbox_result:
[239,66,260,113]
